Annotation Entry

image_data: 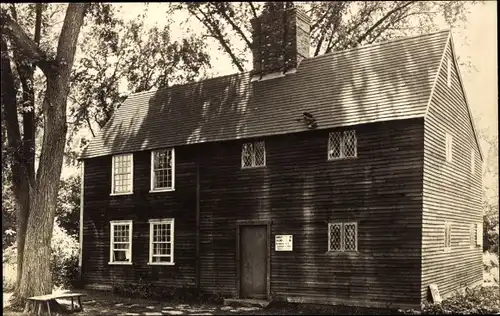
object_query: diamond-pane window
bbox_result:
[470,224,475,248]
[344,223,357,251]
[151,149,175,191]
[241,141,266,168]
[328,222,358,252]
[328,223,342,251]
[149,219,174,264]
[444,221,452,251]
[110,221,133,263]
[112,154,133,194]
[445,133,453,162]
[471,150,475,174]
[328,130,357,160]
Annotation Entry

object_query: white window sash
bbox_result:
[445,133,453,162]
[471,151,475,174]
[150,149,175,191]
[444,222,452,251]
[109,220,133,264]
[148,219,175,265]
[447,57,452,87]
[111,154,134,195]
[476,223,483,247]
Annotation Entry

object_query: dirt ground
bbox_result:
[3,291,403,315]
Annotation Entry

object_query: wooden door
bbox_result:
[240,225,268,299]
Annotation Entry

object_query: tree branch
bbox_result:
[310,6,332,32]
[314,32,326,57]
[356,1,417,45]
[85,115,96,138]
[213,3,252,49]
[0,11,57,76]
[191,6,245,72]
[248,2,258,19]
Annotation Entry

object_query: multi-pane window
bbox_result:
[109,221,133,264]
[445,133,453,162]
[447,57,452,88]
[328,130,357,160]
[471,150,475,174]
[476,223,483,247]
[241,141,266,168]
[328,222,358,252]
[470,224,476,248]
[112,154,133,194]
[151,149,175,191]
[444,221,452,251]
[149,219,175,265]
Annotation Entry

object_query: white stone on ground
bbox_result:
[236,307,261,311]
[143,312,163,316]
[146,306,156,309]
[162,310,184,315]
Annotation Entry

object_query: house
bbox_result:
[77,5,484,310]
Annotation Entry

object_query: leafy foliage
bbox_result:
[112,280,201,302]
[55,175,81,238]
[3,220,79,290]
[66,5,211,160]
[419,286,500,315]
[178,1,482,72]
[50,221,79,289]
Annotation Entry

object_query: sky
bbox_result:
[62,1,498,179]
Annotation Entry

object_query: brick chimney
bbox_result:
[251,2,311,78]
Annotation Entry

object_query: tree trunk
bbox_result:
[0,36,32,295]
[1,3,89,309]
[14,188,30,293]
[18,74,68,302]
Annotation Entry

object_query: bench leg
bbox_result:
[37,302,42,316]
[71,297,74,310]
[46,301,51,316]
[78,296,84,311]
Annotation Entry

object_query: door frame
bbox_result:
[236,219,271,300]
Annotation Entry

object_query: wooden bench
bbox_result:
[27,292,86,316]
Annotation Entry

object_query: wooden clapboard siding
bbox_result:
[421,39,483,301]
[82,148,198,288]
[198,118,425,308]
[82,117,425,309]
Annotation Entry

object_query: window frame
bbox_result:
[109,220,133,265]
[241,141,266,169]
[150,148,176,192]
[111,153,134,196]
[445,133,453,163]
[444,221,452,251]
[471,150,475,174]
[476,223,483,247]
[470,223,475,249]
[328,130,357,161]
[328,222,358,253]
[148,218,175,266]
[447,57,452,88]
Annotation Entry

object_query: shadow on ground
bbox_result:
[3,291,406,316]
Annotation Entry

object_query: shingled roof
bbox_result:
[80,30,451,159]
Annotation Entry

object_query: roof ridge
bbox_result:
[125,30,450,99]
[306,29,451,62]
